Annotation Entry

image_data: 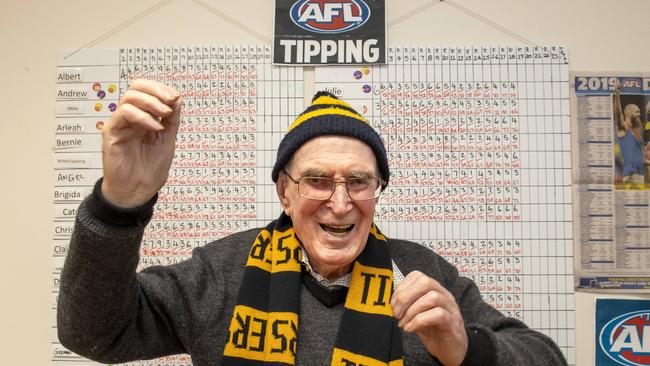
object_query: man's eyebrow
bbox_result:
[301,168,328,177]
[347,171,374,179]
[299,168,376,178]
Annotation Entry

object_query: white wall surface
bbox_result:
[1,0,649,364]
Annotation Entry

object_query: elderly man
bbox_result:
[57,80,567,365]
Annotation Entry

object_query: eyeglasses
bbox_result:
[283,170,385,201]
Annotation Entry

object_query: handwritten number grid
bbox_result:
[316,46,574,363]
[53,45,574,365]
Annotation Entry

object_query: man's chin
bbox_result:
[312,241,361,259]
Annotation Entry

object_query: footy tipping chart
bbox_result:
[316,46,574,363]
[53,45,303,365]
[53,45,575,364]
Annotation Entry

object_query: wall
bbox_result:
[1,0,649,364]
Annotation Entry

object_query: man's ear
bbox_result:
[276,176,291,214]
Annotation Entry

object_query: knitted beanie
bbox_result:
[271,91,389,186]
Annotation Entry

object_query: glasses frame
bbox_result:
[282,169,385,201]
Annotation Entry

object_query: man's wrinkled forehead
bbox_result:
[283,138,380,177]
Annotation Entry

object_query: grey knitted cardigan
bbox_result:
[57,191,567,366]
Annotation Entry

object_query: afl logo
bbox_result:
[599,310,650,366]
[290,0,371,34]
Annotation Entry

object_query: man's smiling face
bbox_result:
[277,135,379,281]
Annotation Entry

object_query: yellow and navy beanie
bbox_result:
[272,91,389,186]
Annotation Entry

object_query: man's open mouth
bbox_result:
[320,224,354,236]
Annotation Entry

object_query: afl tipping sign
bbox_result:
[274,0,385,64]
[290,0,371,34]
[599,310,650,366]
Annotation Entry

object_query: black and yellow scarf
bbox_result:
[223,213,404,365]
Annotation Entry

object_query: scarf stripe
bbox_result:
[223,214,403,365]
[332,348,405,366]
[234,269,301,312]
[334,230,403,365]
[224,359,295,366]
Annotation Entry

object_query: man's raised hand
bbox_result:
[101,80,182,208]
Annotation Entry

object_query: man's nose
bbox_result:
[327,182,353,212]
